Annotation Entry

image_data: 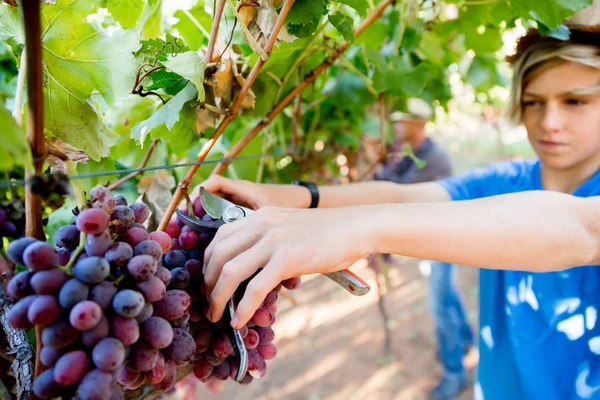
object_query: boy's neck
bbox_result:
[541,154,600,193]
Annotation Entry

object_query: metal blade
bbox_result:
[199,186,254,219]
[200,186,233,219]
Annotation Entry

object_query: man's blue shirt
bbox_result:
[438,159,600,400]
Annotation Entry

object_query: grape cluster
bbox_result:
[0,200,25,242]
[6,187,192,399]
[5,187,300,398]
[166,198,301,386]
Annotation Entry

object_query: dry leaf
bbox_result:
[213,59,234,105]
[238,0,257,26]
[45,138,90,173]
[137,171,176,232]
[231,60,256,109]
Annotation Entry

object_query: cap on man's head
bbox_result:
[389,98,433,123]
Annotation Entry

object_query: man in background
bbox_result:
[373,98,473,400]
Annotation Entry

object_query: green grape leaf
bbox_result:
[387,62,431,96]
[162,51,206,102]
[144,69,189,95]
[0,5,23,44]
[151,102,201,157]
[464,25,503,54]
[37,0,140,160]
[105,95,158,135]
[131,82,198,144]
[509,0,593,29]
[287,0,327,26]
[107,0,145,29]
[0,106,32,172]
[334,0,368,17]
[356,19,389,50]
[328,12,355,42]
[173,3,211,52]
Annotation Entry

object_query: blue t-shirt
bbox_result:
[438,159,600,400]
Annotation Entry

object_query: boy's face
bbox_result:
[523,61,600,171]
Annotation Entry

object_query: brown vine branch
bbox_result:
[106,140,160,191]
[206,0,226,63]
[0,265,34,400]
[290,69,302,152]
[22,0,46,386]
[356,92,387,182]
[158,0,297,231]
[210,0,395,176]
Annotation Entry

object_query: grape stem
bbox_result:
[66,159,87,211]
[62,232,87,276]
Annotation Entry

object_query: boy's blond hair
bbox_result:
[508,40,600,124]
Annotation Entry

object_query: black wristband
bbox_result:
[291,181,319,208]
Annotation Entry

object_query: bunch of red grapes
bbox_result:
[5,186,299,399]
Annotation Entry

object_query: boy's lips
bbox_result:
[538,140,567,148]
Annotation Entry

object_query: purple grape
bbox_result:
[111,315,140,345]
[178,229,199,250]
[136,275,166,302]
[127,254,157,281]
[153,360,176,392]
[85,231,112,257]
[116,364,141,386]
[130,202,150,224]
[77,208,110,235]
[153,290,191,321]
[193,197,206,218]
[142,316,173,349]
[7,271,33,299]
[254,326,275,344]
[184,259,203,277]
[163,327,196,365]
[110,205,135,234]
[212,359,231,380]
[129,340,159,372]
[58,278,89,309]
[194,359,213,379]
[121,227,149,248]
[92,337,126,372]
[33,369,62,399]
[165,222,180,239]
[155,266,172,286]
[23,241,58,271]
[104,242,133,268]
[54,224,80,249]
[73,256,110,284]
[169,267,191,289]
[7,237,37,265]
[164,250,186,269]
[112,289,145,318]
[42,320,80,349]
[134,239,163,261]
[40,346,63,367]
[90,186,116,214]
[54,350,90,386]
[78,369,114,400]
[70,300,102,330]
[146,353,166,384]
[135,301,154,323]
[212,331,234,359]
[7,295,36,329]
[82,315,110,347]
[90,281,118,310]
[57,247,70,266]
[114,194,128,207]
[149,231,171,254]
[30,269,68,294]
[28,295,62,325]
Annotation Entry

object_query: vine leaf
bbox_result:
[0,105,32,172]
[162,51,206,102]
[131,82,198,145]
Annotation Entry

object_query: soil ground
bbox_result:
[182,256,480,400]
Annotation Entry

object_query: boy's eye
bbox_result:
[522,100,540,108]
[566,98,585,106]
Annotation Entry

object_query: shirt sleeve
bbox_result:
[437,163,506,201]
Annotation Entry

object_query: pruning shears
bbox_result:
[175,187,371,381]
